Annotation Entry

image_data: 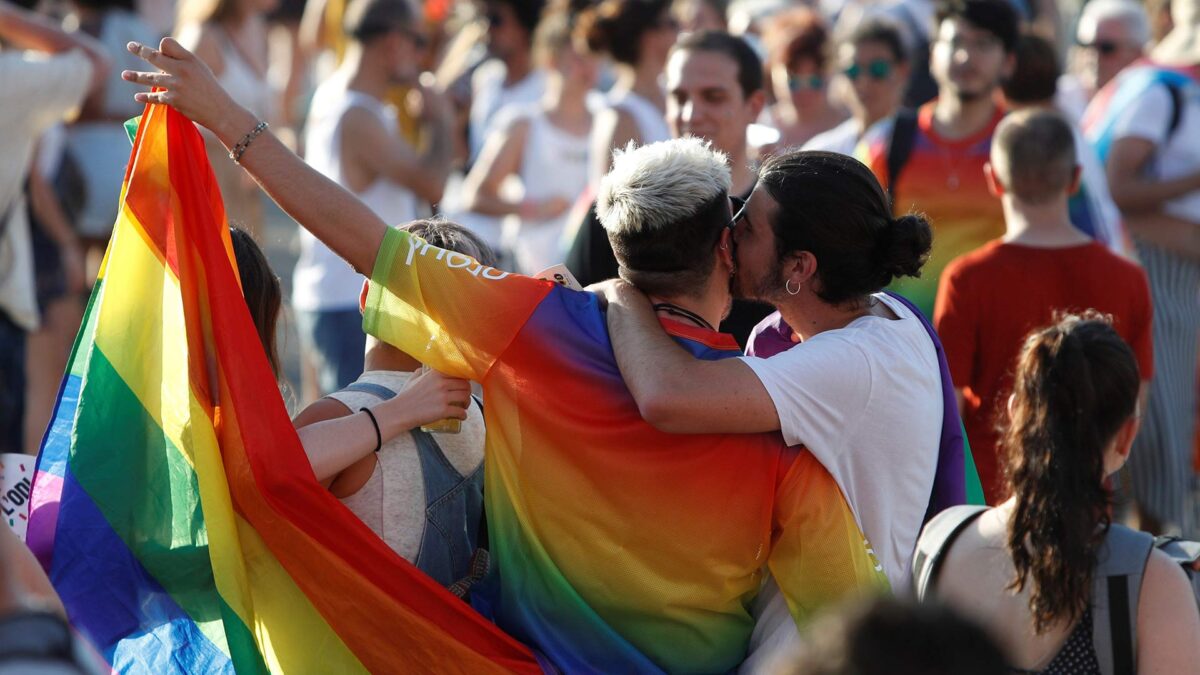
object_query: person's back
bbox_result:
[936,110,1153,503]
[361,140,886,671]
[918,314,1200,673]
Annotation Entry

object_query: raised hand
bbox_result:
[122,38,253,142]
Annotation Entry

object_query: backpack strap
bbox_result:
[912,505,988,600]
[1092,524,1154,675]
[886,108,919,209]
[1166,81,1184,140]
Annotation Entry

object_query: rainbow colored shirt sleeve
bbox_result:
[25,105,538,674]
[363,228,889,673]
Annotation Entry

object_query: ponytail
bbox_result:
[1003,312,1140,633]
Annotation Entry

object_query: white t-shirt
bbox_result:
[739,293,942,589]
[1110,77,1200,223]
[0,49,92,331]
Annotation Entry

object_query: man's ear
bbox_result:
[718,227,735,271]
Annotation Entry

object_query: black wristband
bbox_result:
[359,407,382,453]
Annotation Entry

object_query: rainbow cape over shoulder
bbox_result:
[25,103,539,674]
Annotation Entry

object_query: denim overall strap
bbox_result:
[411,428,485,587]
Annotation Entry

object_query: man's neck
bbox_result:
[344,48,389,101]
[503,50,532,87]
[364,341,421,372]
[646,287,729,333]
[1001,197,1092,248]
[932,90,998,141]
[776,294,880,342]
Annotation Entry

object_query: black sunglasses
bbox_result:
[728,195,749,230]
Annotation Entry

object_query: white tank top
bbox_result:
[215,26,271,120]
[294,80,418,310]
[325,370,485,563]
[609,89,671,145]
[510,107,590,274]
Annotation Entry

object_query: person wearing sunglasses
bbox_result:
[1072,0,1150,100]
[803,19,910,158]
[759,6,847,151]
[293,0,452,396]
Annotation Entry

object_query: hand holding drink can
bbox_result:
[416,365,466,434]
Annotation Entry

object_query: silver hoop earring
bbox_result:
[785,279,802,296]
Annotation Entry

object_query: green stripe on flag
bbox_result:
[70,347,269,675]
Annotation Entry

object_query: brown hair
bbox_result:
[762,6,830,72]
[578,0,672,65]
[229,226,283,380]
[1003,312,1140,633]
[991,109,1077,205]
[400,218,499,268]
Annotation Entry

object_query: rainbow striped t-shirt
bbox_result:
[362,228,888,673]
[864,102,1007,317]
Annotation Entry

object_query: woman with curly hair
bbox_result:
[917,313,1200,673]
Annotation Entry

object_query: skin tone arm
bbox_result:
[0,521,65,618]
[1107,137,1200,214]
[601,279,780,433]
[1122,210,1200,261]
[124,38,387,275]
[1137,549,1200,673]
[460,119,570,220]
[343,85,454,205]
[0,0,111,95]
[295,368,471,481]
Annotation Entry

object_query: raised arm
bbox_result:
[123,38,386,275]
[601,280,780,434]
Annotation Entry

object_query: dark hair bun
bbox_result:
[878,213,932,280]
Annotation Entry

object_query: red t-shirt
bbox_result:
[934,240,1153,503]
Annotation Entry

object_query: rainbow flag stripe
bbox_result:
[25,104,539,674]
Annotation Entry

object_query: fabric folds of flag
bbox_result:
[24,103,540,674]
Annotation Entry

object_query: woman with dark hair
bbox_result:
[760,7,846,150]
[916,314,1200,673]
[229,226,283,380]
[580,0,678,183]
[599,150,947,591]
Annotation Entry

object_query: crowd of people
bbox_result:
[4,0,1200,670]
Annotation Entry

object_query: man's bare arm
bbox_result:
[348,86,453,205]
[602,280,780,434]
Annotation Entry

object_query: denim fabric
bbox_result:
[411,428,484,587]
[294,308,366,395]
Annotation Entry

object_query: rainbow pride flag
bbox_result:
[24,103,539,673]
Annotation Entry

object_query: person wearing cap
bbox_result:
[1087,0,1200,535]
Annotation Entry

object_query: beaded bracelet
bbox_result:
[229,121,269,164]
